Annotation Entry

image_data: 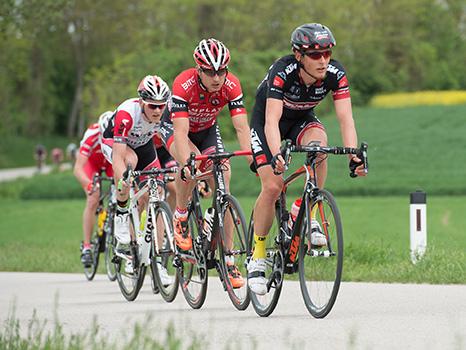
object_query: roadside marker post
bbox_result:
[410,191,427,264]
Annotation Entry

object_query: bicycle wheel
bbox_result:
[217,194,250,310]
[177,210,208,309]
[84,214,101,281]
[298,189,343,318]
[104,209,117,282]
[248,208,284,317]
[115,212,146,301]
[150,201,179,302]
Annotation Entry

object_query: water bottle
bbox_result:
[97,209,107,236]
[203,207,215,242]
[288,198,302,231]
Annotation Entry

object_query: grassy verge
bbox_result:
[0,197,464,283]
[1,304,201,350]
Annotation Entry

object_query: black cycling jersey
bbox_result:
[251,55,350,125]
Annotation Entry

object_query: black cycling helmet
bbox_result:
[291,23,336,51]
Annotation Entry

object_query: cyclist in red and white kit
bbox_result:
[159,38,252,288]
[74,111,114,267]
[101,75,170,248]
[247,23,367,295]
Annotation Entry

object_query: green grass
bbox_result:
[227,104,466,196]
[0,196,464,283]
[1,305,201,350]
[0,135,76,169]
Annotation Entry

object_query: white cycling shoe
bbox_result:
[311,219,327,246]
[157,262,173,286]
[247,258,267,295]
[114,211,130,244]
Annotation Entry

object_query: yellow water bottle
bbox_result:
[97,209,107,236]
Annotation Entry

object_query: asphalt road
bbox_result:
[1,272,465,349]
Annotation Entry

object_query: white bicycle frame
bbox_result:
[116,174,175,267]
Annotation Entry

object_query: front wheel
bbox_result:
[177,210,208,309]
[150,202,179,302]
[115,212,146,301]
[298,189,343,318]
[104,210,117,281]
[84,214,102,281]
[247,208,283,317]
[217,194,250,310]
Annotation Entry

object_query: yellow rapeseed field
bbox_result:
[370,90,466,107]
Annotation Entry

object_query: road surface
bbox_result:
[0,272,464,349]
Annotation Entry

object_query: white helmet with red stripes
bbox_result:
[193,38,230,71]
[137,75,170,102]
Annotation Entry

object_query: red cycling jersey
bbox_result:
[164,68,246,133]
[79,123,113,177]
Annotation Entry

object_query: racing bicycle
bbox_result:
[247,141,368,317]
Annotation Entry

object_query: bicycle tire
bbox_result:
[298,189,343,318]
[217,194,250,310]
[84,211,102,281]
[178,211,208,309]
[150,201,179,302]
[248,208,283,317]
[104,209,117,282]
[115,212,146,301]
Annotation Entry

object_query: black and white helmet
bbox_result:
[137,75,170,103]
[291,23,336,51]
[98,110,114,135]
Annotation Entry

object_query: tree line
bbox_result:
[1,0,465,138]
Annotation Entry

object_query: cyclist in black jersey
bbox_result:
[248,23,367,295]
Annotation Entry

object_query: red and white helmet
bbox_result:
[193,38,230,71]
[137,75,170,102]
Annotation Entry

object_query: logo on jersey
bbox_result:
[273,76,285,88]
[210,97,221,106]
[285,62,297,75]
[327,64,339,75]
[224,78,237,89]
[338,76,348,87]
[181,76,196,91]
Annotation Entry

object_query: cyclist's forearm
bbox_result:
[265,122,282,156]
[73,154,91,188]
[232,114,252,153]
[112,145,127,182]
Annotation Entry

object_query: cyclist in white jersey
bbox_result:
[101,75,170,246]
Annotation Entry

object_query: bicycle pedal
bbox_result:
[111,255,121,264]
[172,255,182,268]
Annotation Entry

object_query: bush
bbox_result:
[19,171,84,200]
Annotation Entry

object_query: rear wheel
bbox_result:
[218,194,250,310]
[178,210,208,309]
[298,189,343,318]
[84,211,101,281]
[150,202,179,302]
[247,208,283,317]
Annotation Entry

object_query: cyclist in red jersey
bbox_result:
[152,133,177,210]
[74,111,114,267]
[159,38,252,288]
[101,75,170,248]
[247,23,367,295]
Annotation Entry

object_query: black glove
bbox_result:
[349,156,363,178]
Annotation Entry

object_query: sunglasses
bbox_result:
[304,50,332,60]
[200,67,228,77]
[146,102,166,110]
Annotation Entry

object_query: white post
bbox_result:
[410,191,427,264]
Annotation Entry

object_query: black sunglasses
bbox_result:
[200,67,228,77]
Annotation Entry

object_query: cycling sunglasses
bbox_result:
[144,101,167,110]
[200,67,228,77]
[304,50,332,60]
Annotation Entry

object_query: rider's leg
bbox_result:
[299,127,328,189]
[83,190,100,246]
[253,165,284,257]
